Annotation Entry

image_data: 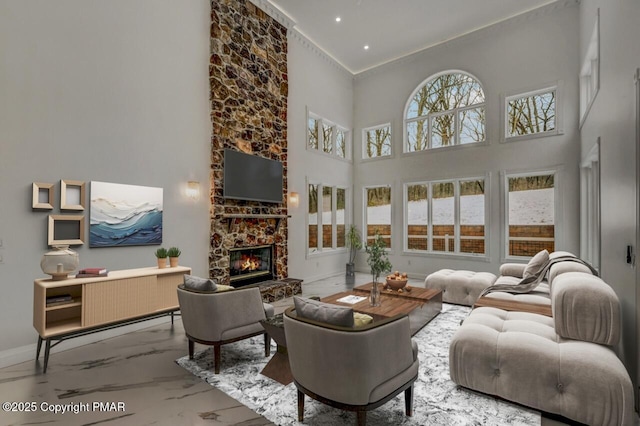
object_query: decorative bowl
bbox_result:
[386,277,408,290]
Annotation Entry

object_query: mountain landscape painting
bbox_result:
[89,181,163,247]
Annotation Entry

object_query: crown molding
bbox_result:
[251,0,353,80]
[248,0,295,30]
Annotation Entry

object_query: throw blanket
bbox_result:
[478,255,599,299]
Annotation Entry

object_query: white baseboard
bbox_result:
[0,316,174,369]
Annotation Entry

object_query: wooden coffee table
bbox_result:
[322,283,442,335]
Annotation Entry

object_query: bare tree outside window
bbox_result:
[322,123,333,154]
[336,129,346,158]
[507,90,556,137]
[365,125,392,158]
[308,118,318,150]
[308,184,318,252]
[406,72,485,151]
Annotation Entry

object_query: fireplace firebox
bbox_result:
[229,244,274,287]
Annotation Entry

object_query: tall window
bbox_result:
[308,183,349,254]
[506,172,555,257]
[307,110,351,160]
[405,72,485,152]
[506,88,556,138]
[308,184,318,253]
[322,186,333,248]
[365,186,391,248]
[363,124,392,159]
[405,178,486,255]
[337,188,346,248]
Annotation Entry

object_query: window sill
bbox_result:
[401,250,491,262]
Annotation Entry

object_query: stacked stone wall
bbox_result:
[209,0,288,284]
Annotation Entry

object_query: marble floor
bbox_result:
[0,273,569,425]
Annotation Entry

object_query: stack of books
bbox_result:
[46,294,74,307]
[76,268,108,278]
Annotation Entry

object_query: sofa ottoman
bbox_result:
[424,269,496,306]
[449,272,633,426]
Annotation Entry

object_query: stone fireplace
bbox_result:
[209,0,289,285]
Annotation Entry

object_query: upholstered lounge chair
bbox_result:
[177,285,274,373]
[283,301,419,426]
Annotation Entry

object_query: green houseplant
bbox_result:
[167,247,181,267]
[345,225,362,283]
[155,247,168,269]
[365,231,392,306]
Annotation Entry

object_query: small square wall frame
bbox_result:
[32,182,54,210]
[61,180,86,211]
[48,215,85,246]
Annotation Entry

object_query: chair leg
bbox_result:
[297,389,305,422]
[404,385,414,416]
[214,345,221,374]
[188,339,194,359]
[264,333,271,357]
[356,410,367,426]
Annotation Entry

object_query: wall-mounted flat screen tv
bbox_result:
[223,149,283,203]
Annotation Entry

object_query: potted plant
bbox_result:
[167,247,181,267]
[365,231,392,306]
[155,247,168,269]
[345,225,362,284]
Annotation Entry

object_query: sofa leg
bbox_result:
[297,389,304,422]
[404,385,413,416]
[356,410,367,426]
[264,333,271,357]
[188,339,194,359]
[214,345,221,374]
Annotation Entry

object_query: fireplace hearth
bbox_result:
[229,244,274,287]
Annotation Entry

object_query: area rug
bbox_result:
[176,304,539,425]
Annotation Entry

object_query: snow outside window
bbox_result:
[365,186,392,249]
[405,178,485,255]
[506,172,555,257]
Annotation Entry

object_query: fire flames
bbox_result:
[240,254,261,272]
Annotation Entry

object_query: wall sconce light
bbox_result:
[186,181,200,201]
[288,191,299,207]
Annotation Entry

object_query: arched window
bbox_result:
[404,71,485,151]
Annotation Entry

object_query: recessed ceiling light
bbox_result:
[364,45,370,50]
[335,16,341,22]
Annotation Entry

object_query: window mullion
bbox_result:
[427,183,433,251]
[454,180,460,253]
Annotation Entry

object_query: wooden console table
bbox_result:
[33,266,190,372]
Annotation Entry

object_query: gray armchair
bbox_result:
[283,306,419,426]
[177,285,274,373]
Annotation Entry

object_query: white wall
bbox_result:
[286,32,355,282]
[351,4,581,277]
[578,0,640,391]
[0,0,211,364]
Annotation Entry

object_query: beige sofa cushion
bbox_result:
[522,249,549,278]
[450,307,634,426]
[551,272,620,346]
[424,269,496,306]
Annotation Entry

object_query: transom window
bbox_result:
[307,110,350,159]
[405,178,486,255]
[505,87,557,139]
[363,124,392,159]
[404,72,485,152]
